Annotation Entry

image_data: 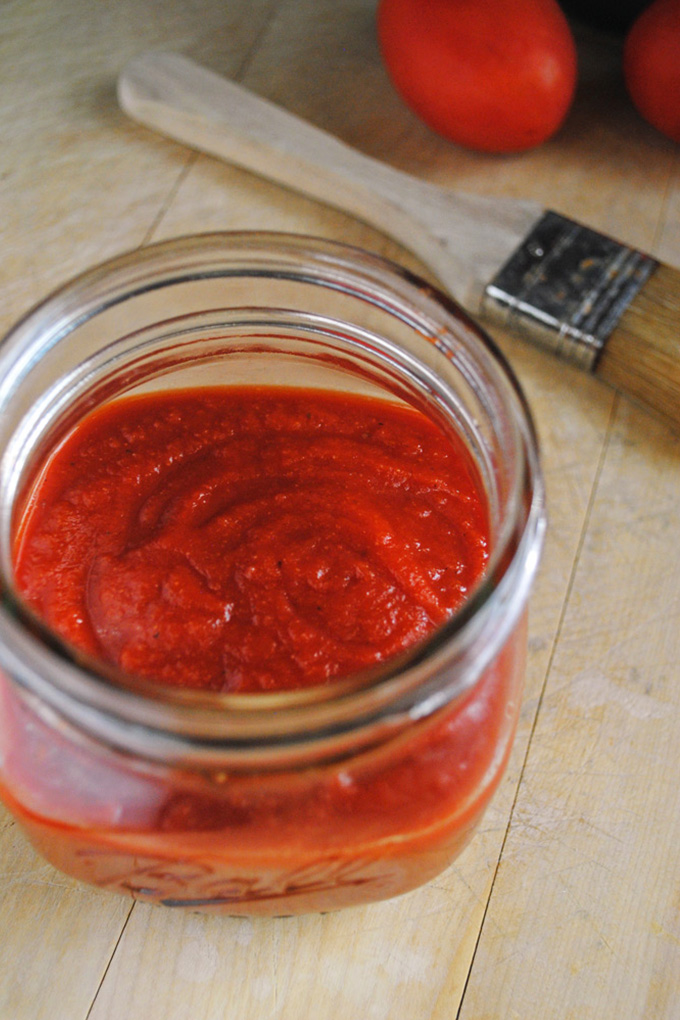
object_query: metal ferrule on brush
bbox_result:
[482,211,659,371]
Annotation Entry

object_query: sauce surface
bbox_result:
[14,387,489,693]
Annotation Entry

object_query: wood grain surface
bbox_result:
[1,2,679,1018]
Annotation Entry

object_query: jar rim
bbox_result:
[0,231,546,764]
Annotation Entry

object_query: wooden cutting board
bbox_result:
[1,1,679,1018]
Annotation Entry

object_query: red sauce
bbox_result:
[14,387,489,692]
[0,385,525,914]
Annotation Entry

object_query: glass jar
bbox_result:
[0,232,545,915]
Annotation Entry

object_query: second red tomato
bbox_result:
[377,0,578,153]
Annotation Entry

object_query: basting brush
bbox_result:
[117,52,680,430]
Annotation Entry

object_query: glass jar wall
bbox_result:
[0,233,545,914]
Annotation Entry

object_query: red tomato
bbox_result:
[624,0,680,143]
[377,0,578,153]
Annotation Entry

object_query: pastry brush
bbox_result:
[118,51,680,430]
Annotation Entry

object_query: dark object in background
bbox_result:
[560,0,651,32]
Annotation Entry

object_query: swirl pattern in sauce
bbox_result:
[14,387,489,692]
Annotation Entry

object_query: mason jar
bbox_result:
[0,232,545,915]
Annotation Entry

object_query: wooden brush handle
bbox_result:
[597,263,680,431]
[117,51,540,310]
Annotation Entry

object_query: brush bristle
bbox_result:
[597,263,680,430]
